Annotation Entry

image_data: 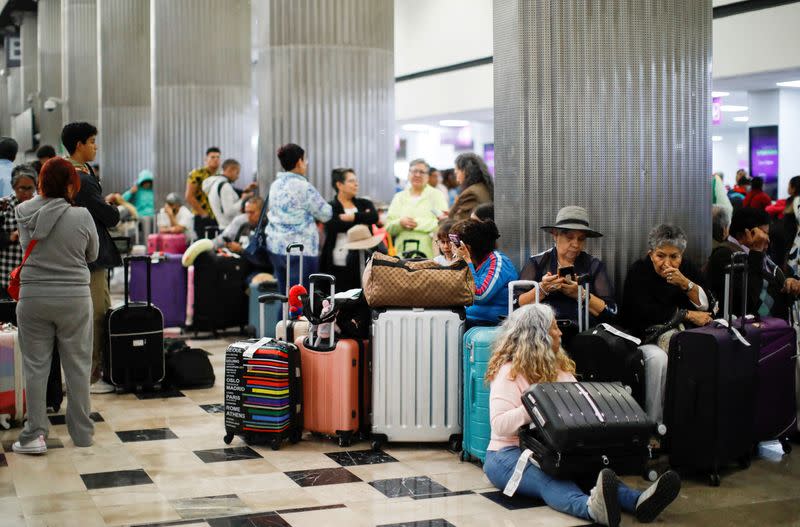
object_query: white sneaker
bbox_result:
[587,468,621,527]
[90,379,115,394]
[12,435,47,455]
[635,470,681,523]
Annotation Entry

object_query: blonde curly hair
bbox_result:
[485,304,575,385]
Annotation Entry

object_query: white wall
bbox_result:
[779,89,800,193]
[712,132,748,187]
[396,64,493,121]
[713,3,800,79]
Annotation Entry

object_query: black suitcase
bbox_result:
[520,382,653,479]
[104,256,165,391]
[191,251,249,334]
[568,324,646,407]
[223,307,303,450]
[664,252,758,486]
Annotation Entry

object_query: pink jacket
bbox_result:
[488,362,577,451]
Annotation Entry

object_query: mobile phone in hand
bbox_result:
[558,266,575,279]
[448,234,461,247]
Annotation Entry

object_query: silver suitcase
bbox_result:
[370,308,465,450]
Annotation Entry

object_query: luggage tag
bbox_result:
[597,323,641,345]
[712,318,751,346]
[503,448,540,497]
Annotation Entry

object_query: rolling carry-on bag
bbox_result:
[223,293,303,450]
[249,278,280,338]
[568,286,646,408]
[190,251,249,334]
[105,256,166,391]
[147,233,188,255]
[516,382,653,481]
[130,253,187,328]
[371,306,464,450]
[275,244,310,342]
[665,251,759,486]
[462,280,540,463]
[296,274,370,447]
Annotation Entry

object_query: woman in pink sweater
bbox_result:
[484,304,681,527]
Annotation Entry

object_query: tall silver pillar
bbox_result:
[152,0,254,207]
[61,0,97,124]
[20,13,37,109]
[37,0,63,150]
[98,0,151,195]
[0,45,8,136]
[494,0,712,292]
[254,0,395,202]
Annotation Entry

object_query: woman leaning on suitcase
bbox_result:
[12,158,99,455]
[484,304,680,527]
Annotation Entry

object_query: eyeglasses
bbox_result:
[410,169,429,175]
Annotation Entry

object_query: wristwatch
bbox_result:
[685,281,695,292]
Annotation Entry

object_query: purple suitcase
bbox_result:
[744,316,797,451]
[130,254,187,328]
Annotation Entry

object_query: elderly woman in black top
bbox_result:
[622,224,712,426]
[320,168,379,291]
[517,206,618,345]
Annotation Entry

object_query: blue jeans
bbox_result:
[268,251,319,295]
[484,447,641,520]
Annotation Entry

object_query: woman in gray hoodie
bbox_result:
[12,158,99,454]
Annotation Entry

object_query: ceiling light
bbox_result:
[712,136,723,142]
[720,105,748,112]
[712,91,730,97]
[439,119,470,127]
[401,124,430,132]
[777,80,800,88]
[733,116,749,122]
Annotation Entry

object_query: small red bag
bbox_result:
[7,240,37,301]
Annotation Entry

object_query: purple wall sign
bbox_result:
[749,125,779,199]
[712,97,721,125]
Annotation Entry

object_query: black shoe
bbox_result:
[587,468,621,527]
[635,470,681,523]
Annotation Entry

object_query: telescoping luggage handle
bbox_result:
[722,251,749,334]
[308,273,336,348]
[575,277,590,333]
[259,292,288,331]
[123,255,152,307]
[285,243,304,295]
[508,280,540,316]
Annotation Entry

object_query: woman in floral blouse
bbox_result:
[266,143,333,293]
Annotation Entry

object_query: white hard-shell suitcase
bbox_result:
[370,307,465,450]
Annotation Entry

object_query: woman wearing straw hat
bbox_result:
[321,168,380,291]
[517,206,618,343]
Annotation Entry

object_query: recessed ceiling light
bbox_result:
[439,119,470,127]
[712,136,723,142]
[401,124,431,132]
[712,91,730,97]
[777,80,800,88]
[733,116,749,122]
[720,105,748,112]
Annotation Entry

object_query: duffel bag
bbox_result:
[362,252,474,308]
[164,341,215,389]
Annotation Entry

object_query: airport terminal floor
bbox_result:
[0,335,796,527]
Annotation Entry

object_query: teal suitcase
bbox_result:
[461,280,540,463]
[248,280,280,338]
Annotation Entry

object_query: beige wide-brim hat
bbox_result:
[541,205,603,238]
[344,224,385,250]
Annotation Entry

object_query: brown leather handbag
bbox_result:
[362,252,475,308]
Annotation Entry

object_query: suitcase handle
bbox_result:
[723,251,748,333]
[123,255,152,307]
[259,293,288,304]
[508,280,540,316]
[285,243,305,296]
[308,273,336,348]
[576,280,590,333]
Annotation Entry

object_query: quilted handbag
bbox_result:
[362,252,475,308]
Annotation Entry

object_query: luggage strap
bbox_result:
[504,448,538,497]
[598,323,641,345]
[576,383,605,423]
[712,318,751,346]
[244,337,277,358]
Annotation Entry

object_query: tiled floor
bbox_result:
[1,336,799,527]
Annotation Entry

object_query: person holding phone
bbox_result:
[450,218,518,329]
[385,159,447,258]
[517,206,618,345]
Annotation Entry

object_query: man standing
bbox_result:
[202,159,257,229]
[185,147,221,239]
[0,137,19,198]
[65,122,122,394]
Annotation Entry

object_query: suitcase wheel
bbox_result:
[708,473,721,487]
[448,434,463,453]
[370,434,387,452]
[290,430,302,444]
[780,438,793,455]
[270,438,282,451]
[738,455,751,470]
[645,469,659,482]
[337,433,353,448]
[460,451,471,462]
[223,433,234,445]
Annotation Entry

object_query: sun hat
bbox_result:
[343,224,385,250]
[540,205,603,238]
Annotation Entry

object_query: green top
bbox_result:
[386,185,448,258]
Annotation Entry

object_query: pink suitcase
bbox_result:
[0,328,24,429]
[295,274,370,447]
[147,233,187,255]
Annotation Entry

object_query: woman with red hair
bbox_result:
[11,157,98,455]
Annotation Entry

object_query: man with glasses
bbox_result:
[708,207,800,318]
[385,159,448,258]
